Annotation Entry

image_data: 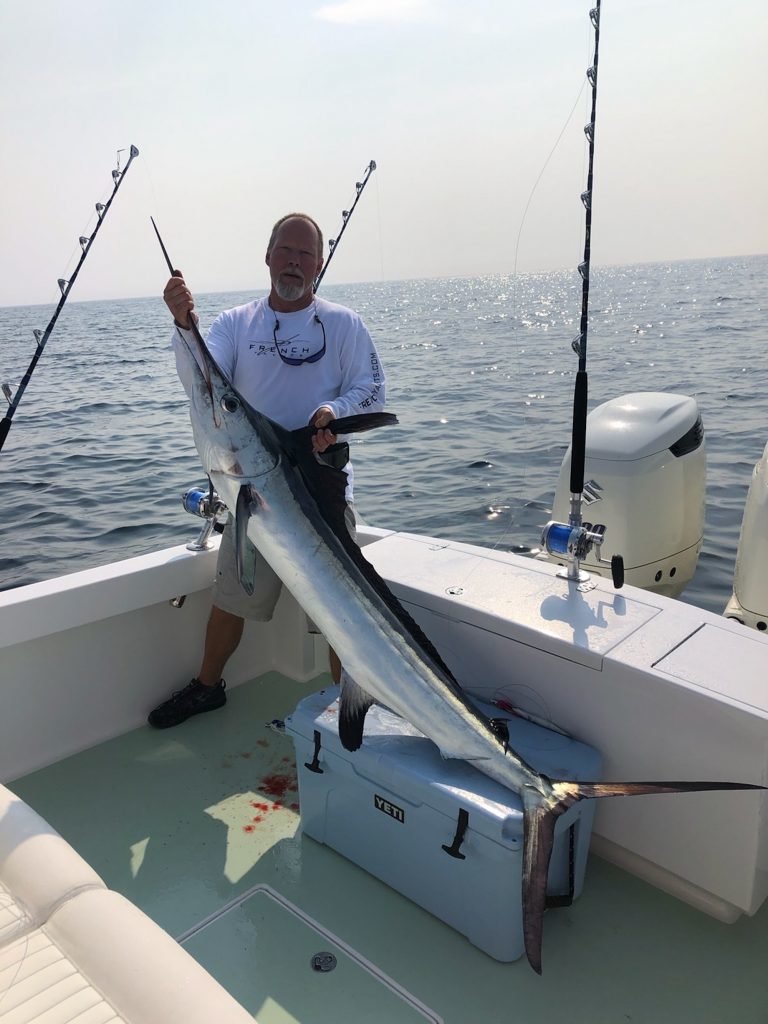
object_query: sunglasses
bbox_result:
[272,309,327,366]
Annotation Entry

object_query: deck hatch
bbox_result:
[179,884,442,1023]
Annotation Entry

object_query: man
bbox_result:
[148,213,386,728]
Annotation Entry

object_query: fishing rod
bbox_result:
[0,144,140,455]
[314,159,377,291]
[541,2,624,589]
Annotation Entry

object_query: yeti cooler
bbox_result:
[285,686,601,961]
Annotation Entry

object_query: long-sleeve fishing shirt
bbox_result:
[172,295,386,501]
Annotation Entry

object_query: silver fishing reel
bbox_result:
[541,519,624,589]
[182,486,228,551]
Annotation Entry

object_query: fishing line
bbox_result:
[381,80,593,561]
[495,23,595,559]
[375,172,385,282]
[504,85,591,548]
[511,80,588,281]
[40,164,133,310]
[0,145,140,456]
[443,6,605,598]
[443,66,591,560]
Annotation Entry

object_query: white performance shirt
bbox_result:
[173,295,386,500]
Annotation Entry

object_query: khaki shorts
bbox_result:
[212,505,357,622]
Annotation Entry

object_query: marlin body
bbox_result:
[176,324,763,974]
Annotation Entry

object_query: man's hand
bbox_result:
[163,271,198,329]
[310,406,337,453]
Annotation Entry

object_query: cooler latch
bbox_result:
[304,730,324,774]
[442,808,470,859]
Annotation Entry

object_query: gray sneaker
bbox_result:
[147,678,226,729]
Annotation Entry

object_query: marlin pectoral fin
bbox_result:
[287,413,398,456]
[338,670,375,751]
[235,484,259,596]
[327,412,399,434]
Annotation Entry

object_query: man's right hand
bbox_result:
[163,271,198,329]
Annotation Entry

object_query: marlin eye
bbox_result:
[220,394,240,413]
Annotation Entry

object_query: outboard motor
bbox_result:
[546,393,705,597]
[724,441,768,632]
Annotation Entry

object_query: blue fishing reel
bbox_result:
[182,485,228,551]
[183,487,227,520]
[541,519,624,589]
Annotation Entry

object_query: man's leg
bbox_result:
[147,610,229,727]
[328,646,341,685]
[148,519,281,728]
[198,605,245,686]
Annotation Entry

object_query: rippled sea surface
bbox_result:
[1,254,765,616]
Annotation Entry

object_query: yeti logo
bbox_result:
[374,794,405,823]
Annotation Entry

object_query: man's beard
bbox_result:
[274,275,306,302]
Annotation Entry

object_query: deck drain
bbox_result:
[310,952,337,973]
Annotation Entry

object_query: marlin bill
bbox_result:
[174,321,765,975]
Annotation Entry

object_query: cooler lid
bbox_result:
[286,687,601,847]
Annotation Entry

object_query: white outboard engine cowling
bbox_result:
[724,441,768,632]
[548,392,705,597]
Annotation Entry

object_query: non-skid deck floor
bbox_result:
[10,671,768,1024]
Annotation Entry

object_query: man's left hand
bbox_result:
[311,406,337,453]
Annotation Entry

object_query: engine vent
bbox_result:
[670,415,704,457]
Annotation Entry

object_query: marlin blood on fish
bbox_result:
[175,323,764,975]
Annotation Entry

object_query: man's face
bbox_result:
[266,218,324,303]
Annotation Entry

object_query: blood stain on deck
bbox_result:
[261,772,298,801]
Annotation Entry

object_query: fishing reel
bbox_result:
[182,485,228,551]
[541,519,624,590]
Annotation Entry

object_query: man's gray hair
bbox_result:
[267,213,324,258]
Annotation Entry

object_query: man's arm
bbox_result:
[311,317,386,424]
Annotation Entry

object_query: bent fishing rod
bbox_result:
[314,159,377,291]
[541,2,624,589]
[0,145,140,455]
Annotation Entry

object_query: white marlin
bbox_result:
[176,321,763,974]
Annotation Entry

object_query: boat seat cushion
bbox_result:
[0,786,104,944]
[0,888,254,1024]
[0,786,254,1022]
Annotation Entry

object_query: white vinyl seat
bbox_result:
[0,787,105,946]
[0,786,254,1023]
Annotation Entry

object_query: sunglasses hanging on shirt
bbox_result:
[272,307,327,366]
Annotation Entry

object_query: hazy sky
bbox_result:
[1,0,766,306]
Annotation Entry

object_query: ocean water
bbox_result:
[1,253,766,617]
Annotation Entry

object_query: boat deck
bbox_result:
[9,671,768,1023]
